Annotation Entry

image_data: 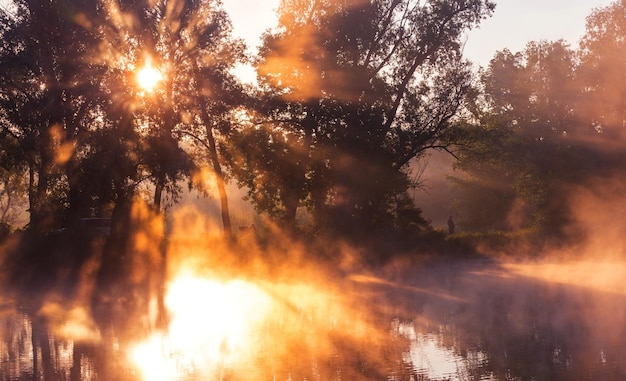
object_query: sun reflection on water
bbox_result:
[130,273,272,380]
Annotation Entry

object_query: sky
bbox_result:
[223,0,616,68]
[462,0,615,67]
[221,0,281,53]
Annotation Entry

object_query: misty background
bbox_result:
[1,1,626,380]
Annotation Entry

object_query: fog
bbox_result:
[2,0,626,379]
[2,183,626,380]
[410,151,457,230]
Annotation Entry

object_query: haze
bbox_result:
[1,0,626,380]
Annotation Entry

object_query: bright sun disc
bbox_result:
[136,63,162,91]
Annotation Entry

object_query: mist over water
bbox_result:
[1,197,626,380]
[3,0,626,379]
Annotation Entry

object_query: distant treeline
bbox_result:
[0,0,624,248]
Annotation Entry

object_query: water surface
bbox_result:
[2,258,625,380]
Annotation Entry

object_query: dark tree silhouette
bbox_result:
[105,0,246,238]
[232,0,495,237]
[0,0,110,232]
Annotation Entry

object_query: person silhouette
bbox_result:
[447,215,455,234]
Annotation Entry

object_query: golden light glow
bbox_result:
[136,61,163,91]
[130,273,273,380]
[127,206,391,381]
[502,261,626,295]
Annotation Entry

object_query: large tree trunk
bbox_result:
[208,130,233,239]
[201,116,232,240]
[194,59,233,239]
[153,178,164,213]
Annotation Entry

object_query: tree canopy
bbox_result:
[229,0,495,237]
[451,0,626,238]
[0,0,246,235]
[4,0,626,249]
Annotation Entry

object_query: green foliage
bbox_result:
[452,40,583,236]
[11,0,626,250]
[0,0,244,233]
[578,0,626,137]
[233,0,495,236]
[0,0,109,230]
[444,229,542,257]
[454,3,626,240]
[393,192,431,233]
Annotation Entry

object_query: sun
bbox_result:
[136,61,163,91]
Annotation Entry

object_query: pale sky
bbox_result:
[222,0,281,53]
[223,0,616,68]
[463,0,615,67]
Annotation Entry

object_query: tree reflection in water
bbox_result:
[2,258,626,380]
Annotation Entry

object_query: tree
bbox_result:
[453,41,587,234]
[234,0,495,236]
[578,0,626,141]
[102,0,246,238]
[0,0,110,232]
[179,8,247,239]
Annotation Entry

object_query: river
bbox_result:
[1,256,625,380]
